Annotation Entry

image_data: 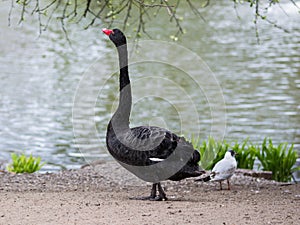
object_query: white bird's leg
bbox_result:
[219,181,223,190]
[227,179,231,190]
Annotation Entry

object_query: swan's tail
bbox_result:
[195,171,215,182]
[195,175,211,182]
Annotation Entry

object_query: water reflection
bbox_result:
[0,1,299,174]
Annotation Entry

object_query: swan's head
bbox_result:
[102,28,127,47]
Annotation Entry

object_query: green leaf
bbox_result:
[6,152,45,173]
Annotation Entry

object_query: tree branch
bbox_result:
[186,0,206,22]
[123,0,132,31]
[18,0,29,24]
[254,0,260,44]
[83,0,91,17]
[8,0,298,43]
[8,0,14,26]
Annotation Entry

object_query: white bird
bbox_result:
[196,150,237,190]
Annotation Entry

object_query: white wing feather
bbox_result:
[211,157,237,181]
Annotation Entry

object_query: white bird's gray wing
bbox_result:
[211,158,237,181]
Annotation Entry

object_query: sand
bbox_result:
[0,161,299,225]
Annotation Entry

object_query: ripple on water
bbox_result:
[0,1,299,176]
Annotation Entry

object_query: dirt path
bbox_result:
[0,161,299,224]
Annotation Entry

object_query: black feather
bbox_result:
[195,175,211,182]
[105,28,205,193]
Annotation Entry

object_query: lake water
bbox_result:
[0,1,299,177]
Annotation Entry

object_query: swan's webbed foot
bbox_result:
[130,196,157,201]
[130,183,168,201]
[148,196,166,201]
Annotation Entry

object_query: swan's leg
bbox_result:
[129,183,157,200]
[129,183,167,201]
[156,182,168,201]
[150,183,157,199]
[227,179,231,190]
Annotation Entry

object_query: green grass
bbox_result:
[189,136,300,182]
[231,138,257,170]
[256,138,300,182]
[7,153,45,173]
[190,136,228,170]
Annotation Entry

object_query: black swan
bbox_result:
[103,28,204,201]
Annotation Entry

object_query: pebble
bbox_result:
[0,161,285,192]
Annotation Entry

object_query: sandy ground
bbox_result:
[0,161,299,225]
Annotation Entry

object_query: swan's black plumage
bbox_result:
[104,28,204,200]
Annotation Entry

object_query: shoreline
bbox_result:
[1,161,299,224]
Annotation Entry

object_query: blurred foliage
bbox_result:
[231,138,257,170]
[190,136,300,182]
[256,138,299,182]
[190,135,229,170]
[7,153,45,173]
[9,0,297,41]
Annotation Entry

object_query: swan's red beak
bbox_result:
[102,28,113,36]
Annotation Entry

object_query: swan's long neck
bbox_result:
[111,44,131,131]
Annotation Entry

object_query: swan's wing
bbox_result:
[121,125,199,165]
[107,125,178,165]
[108,125,202,182]
[129,126,179,159]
